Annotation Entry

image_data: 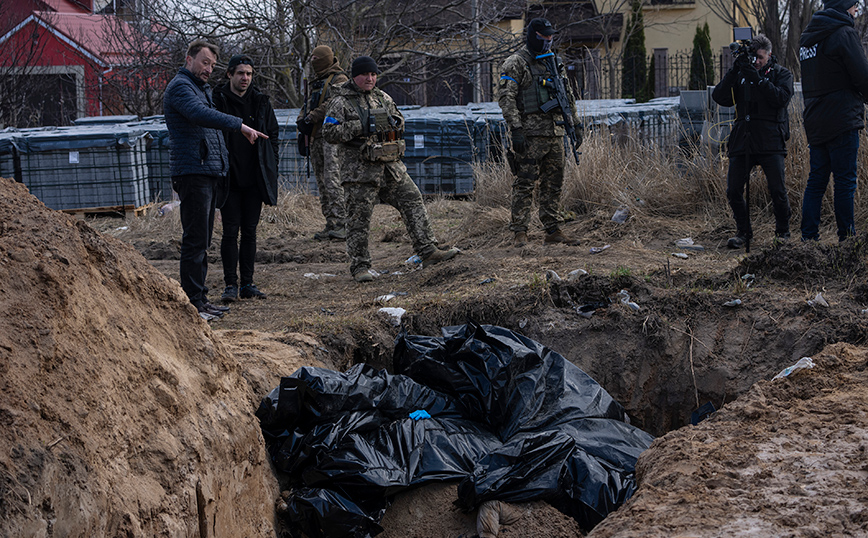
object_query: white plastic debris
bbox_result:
[675,237,705,251]
[723,299,742,307]
[304,273,337,279]
[546,270,562,282]
[807,292,829,308]
[159,200,180,216]
[611,207,630,223]
[567,268,588,281]
[405,255,422,265]
[376,294,396,303]
[379,307,406,326]
[672,252,689,259]
[617,289,640,311]
[772,357,815,380]
[590,244,611,254]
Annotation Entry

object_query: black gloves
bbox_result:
[297,117,314,136]
[740,66,761,84]
[511,128,527,154]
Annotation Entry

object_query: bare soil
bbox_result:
[3,175,867,537]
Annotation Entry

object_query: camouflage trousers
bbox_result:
[343,163,437,276]
[311,136,347,231]
[508,136,566,233]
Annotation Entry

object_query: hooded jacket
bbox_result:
[163,68,242,178]
[213,83,280,206]
[799,7,868,145]
[711,59,794,156]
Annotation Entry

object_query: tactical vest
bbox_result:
[349,94,405,163]
[516,49,560,114]
[308,72,342,111]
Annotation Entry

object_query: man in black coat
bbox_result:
[799,0,868,242]
[163,40,268,321]
[213,55,280,302]
[712,34,794,249]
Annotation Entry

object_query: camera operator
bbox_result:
[712,34,794,249]
[799,0,868,242]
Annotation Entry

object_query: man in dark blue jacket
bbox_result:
[213,55,280,303]
[799,0,868,242]
[164,39,268,321]
[712,34,794,249]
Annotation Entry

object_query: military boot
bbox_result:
[421,247,459,268]
[328,227,347,241]
[544,229,580,246]
[513,232,528,247]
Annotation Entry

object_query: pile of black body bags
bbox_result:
[256,322,654,537]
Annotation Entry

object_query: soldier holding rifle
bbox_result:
[498,18,583,247]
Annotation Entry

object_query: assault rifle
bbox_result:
[298,78,311,180]
[536,52,582,165]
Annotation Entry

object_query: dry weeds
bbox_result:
[97,116,868,247]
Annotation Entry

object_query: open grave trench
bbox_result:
[318,240,868,438]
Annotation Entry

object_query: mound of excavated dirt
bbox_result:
[589,342,868,538]
[0,178,278,537]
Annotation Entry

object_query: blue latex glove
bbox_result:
[409,409,431,421]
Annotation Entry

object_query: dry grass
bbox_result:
[94,114,868,246]
[466,113,868,242]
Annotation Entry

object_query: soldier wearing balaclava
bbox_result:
[497,18,583,247]
[297,45,350,241]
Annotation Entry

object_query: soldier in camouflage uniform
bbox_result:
[498,18,582,247]
[297,45,349,240]
[321,56,459,282]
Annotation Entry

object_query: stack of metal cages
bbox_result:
[274,108,318,194]
[399,105,483,196]
[3,98,687,213]
[0,130,19,180]
[133,118,174,202]
[5,125,151,212]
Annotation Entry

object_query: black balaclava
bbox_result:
[526,18,556,54]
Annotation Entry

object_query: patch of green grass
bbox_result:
[528,273,546,291]
[609,265,632,279]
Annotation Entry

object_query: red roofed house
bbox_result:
[0,0,167,127]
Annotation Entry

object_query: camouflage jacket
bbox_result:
[298,63,349,139]
[497,46,579,137]
[321,80,406,184]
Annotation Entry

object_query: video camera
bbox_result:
[729,27,756,68]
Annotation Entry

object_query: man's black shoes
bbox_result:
[221,285,238,303]
[727,236,747,249]
[240,284,266,299]
[197,301,228,321]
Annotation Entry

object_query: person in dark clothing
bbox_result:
[799,0,868,242]
[163,39,268,321]
[213,55,280,302]
[712,34,794,249]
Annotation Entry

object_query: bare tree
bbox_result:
[0,8,70,127]
[705,0,822,76]
[140,0,523,108]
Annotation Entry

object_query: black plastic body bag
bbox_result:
[256,322,654,537]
